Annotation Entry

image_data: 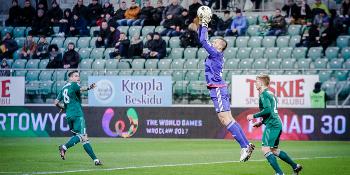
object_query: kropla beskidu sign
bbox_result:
[231,75,319,108]
[88,76,172,107]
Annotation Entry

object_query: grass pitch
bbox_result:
[0,138,349,175]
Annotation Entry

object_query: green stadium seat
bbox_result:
[52,70,67,81]
[184,59,199,69]
[25,27,31,36]
[103,48,114,59]
[334,70,348,81]
[173,70,186,81]
[284,70,300,75]
[169,37,180,48]
[276,36,290,47]
[337,81,350,97]
[106,70,119,76]
[173,81,189,96]
[15,37,26,48]
[312,59,328,69]
[183,48,197,59]
[289,35,301,47]
[53,26,59,34]
[198,70,205,81]
[39,70,53,81]
[77,37,91,48]
[90,48,105,59]
[145,59,158,69]
[264,47,279,59]
[93,70,105,76]
[329,59,344,69]
[63,37,78,48]
[292,47,307,58]
[14,70,27,77]
[1,27,13,36]
[308,47,323,60]
[322,80,337,99]
[59,48,66,54]
[197,48,207,59]
[118,26,129,35]
[303,70,318,75]
[278,47,293,59]
[53,81,66,94]
[89,37,98,48]
[236,36,249,47]
[239,59,254,69]
[117,60,131,69]
[90,26,100,36]
[246,15,257,25]
[185,70,200,81]
[80,70,93,81]
[281,59,296,69]
[248,36,263,47]
[336,35,350,49]
[51,37,65,48]
[6,59,13,67]
[262,36,276,47]
[26,81,41,95]
[250,48,265,59]
[269,70,284,75]
[78,48,92,59]
[341,47,350,60]
[92,59,106,69]
[132,70,147,76]
[237,47,252,59]
[198,59,205,69]
[253,59,267,69]
[39,80,53,95]
[105,59,118,69]
[168,48,184,59]
[26,70,40,81]
[224,59,239,69]
[325,47,339,60]
[13,49,21,60]
[12,59,27,69]
[45,37,53,44]
[225,36,236,47]
[241,70,257,75]
[146,70,160,76]
[128,26,142,37]
[39,59,49,69]
[268,59,282,69]
[171,59,185,69]
[288,25,302,36]
[159,70,173,76]
[247,25,260,36]
[188,81,207,96]
[166,47,171,56]
[154,26,164,34]
[25,59,40,69]
[162,36,170,46]
[297,59,312,69]
[131,59,146,69]
[224,47,238,59]
[319,70,333,82]
[142,26,155,36]
[344,59,350,69]
[79,59,93,69]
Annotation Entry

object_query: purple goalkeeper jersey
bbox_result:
[198,26,226,87]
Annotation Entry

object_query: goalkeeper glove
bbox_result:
[252,121,263,128]
[200,16,211,28]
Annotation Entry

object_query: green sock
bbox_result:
[277,151,297,169]
[83,142,97,160]
[65,136,81,149]
[265,152,283,174]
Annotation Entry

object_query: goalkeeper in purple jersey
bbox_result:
[198,11,254,162]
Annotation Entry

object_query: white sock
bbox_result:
[62,145,67,150]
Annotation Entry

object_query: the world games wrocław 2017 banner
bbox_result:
[88,76,172,107]
[0,107,349,140]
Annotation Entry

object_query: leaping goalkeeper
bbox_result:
[197,6,254,162]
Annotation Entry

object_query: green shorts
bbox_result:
[262,127,282,148]
[66,116,86,135]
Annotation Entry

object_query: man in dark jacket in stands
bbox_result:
[63,43,80,69]
[135,0,154,26]
[266,9,287,36]
[149,32,166,59]
[114,1,127,21]
[162,0,183,22]
[0,33,18,59]
[68,14,89,36]
[188,0,202,23]
[109,32,130,59]
[6,0,22,27]
[47,1,63,26]
[73,0,89,22]
[87,0,103,26]
[21,0,36,26]
[31,9,52,36]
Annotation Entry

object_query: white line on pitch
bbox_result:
[0,156,341,175]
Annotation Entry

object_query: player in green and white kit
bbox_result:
[247,74,302,175]
[54,70,102,166]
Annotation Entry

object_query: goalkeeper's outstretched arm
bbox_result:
[198,26,219,55]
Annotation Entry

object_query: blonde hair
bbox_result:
[256,73,270,86]
[188,23,198,31]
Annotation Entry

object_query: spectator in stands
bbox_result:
[291,0,312,25]
[296,21,320,48]
[73,0,89,22]
[106,22,120,48]
[215,10,232,36]
[150,0,165,26]
[58,9,73,36]
[161,14,181,37]
[208,14,221,36]
[68,13,89,36]
[210,0,229,10]
[114,1,127,21]
[31,9,52,36]
[341,0,350,17]
[47,1,63,26]
[188,0,202,23]
[6,0,22,27]
[109,32,130,59]
[310,82,327,108]
[102,1,114,16]
[225,9,248,36]
[319,18,335,51]
[313,10,329,28]
[21,0,36,26]
[87,0,102,26]
[63,43,79,69]
[128,34,143,58]
[36,0,48,14]
[180,23,199,48]
[282,0,295,23]
[0,59,10,76]
[258,15,271,36]
[95,21,110,48]
[148,32,166,59]
[251,0,263,10]
[179,9,191,27]
[20,34,36,60]
[311,0,331,16]
[33,36,49,59]
[143,33,153,51]
[134,0,154,26]
[117,0,141,26]
[162,0,183,22]
[46,44,63,69]
[0,32,18,59]
[266,9,286,36]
